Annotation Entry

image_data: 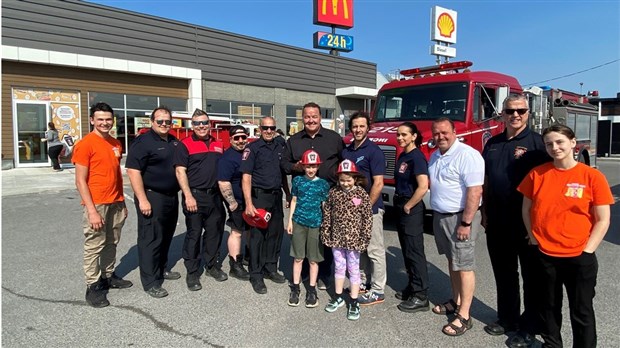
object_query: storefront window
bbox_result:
[160,97,187,111]
[205,100,231,115]
[207,99,273,126]
[89,92,124,109]
[126,94,157,110]
[286,105,303,136]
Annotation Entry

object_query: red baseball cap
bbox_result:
[242,208,272,229]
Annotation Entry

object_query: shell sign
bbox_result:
[430,6,457,44]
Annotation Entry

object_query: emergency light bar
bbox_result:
[400,61,473,77]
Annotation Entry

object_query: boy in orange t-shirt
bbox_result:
[72,102,132,308]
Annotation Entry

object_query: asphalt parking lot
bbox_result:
[1,159,619,347]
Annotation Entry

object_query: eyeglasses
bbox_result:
[261,126,277,131]
[232,135,247,140]
[155,119,172,126]
[504,108,529,115]
[192,120,210,126]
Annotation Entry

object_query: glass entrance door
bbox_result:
[14,102,49,167]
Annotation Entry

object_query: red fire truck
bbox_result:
[347,61,599,208]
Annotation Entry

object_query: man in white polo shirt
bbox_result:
[428,117,484,337]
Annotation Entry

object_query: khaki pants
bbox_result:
[360,209,386,293]
[83,202,126,285]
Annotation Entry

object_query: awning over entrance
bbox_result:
[335,86,377,99]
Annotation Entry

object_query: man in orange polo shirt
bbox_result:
[73,102,132,308]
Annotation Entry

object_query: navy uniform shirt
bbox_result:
[482,127,550,228]
[394,147,429,198]
[282,127,344,186]
[125,129,180,194]
[217,147,244,204]
[342,138,386,213]
[240,138,284,190]
[173,134,223,189]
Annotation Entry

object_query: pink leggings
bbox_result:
[332,247,361,285]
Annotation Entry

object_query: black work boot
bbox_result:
[85,278,110,308]
[229,255,250,281]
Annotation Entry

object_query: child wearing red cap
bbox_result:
[320,159,372,320]
[286,149,330,308]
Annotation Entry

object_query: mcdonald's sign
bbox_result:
[313,0,354,29]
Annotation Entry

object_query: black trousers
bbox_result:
[136,190,179,290]
[248,189,284,281]
[182,188,225,275]
[48,144,63,170]
[537,250,598,348]
[486,224,539,333]
[395,197,428,296]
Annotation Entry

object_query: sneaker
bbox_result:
[324,296,345,313]
[85,279,109,308]
[359,291,385,306]
[305,287,318,308]
[106,273,133,289]
[288,284,300,307]
[358,282,370,294]
[347,302,360,321]
[206,266,228,282]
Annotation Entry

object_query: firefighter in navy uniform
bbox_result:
[126,106,181,298]
[174,109,227,291]
[240,116,288,294]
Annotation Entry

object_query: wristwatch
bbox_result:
[460,220,472,227]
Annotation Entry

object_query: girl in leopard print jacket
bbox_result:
[320,160,372,318]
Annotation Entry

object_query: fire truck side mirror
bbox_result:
[495,86,509,115]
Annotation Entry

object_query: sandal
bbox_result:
[442,313,473,337]
[432,299,459,315]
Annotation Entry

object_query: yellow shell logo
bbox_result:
[437,13,455,38]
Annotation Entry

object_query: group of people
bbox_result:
[74,98,612,345]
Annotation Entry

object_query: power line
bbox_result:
[523,59,619,86]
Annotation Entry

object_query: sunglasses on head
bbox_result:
[192,120,210,126]
[504,108,529,115]
[261,126,277,131]
[155,119,172,126]
[232,135,247,140]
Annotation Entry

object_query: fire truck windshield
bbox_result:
[374,82,469,122]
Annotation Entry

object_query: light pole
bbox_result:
[580,82,583,95]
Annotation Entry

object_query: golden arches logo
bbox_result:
[437,13,455,38]
[321,0,349,19]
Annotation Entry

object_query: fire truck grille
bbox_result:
[379,145,396,179]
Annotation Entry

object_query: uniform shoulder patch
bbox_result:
[242,148,251,160]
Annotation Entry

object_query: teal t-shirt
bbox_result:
[291,175,330,228]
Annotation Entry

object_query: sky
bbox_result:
[88,0,620,98]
